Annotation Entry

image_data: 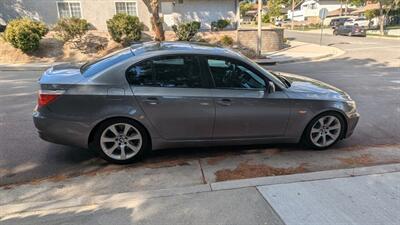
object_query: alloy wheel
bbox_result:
[100,123,142,160]
[309,115,342,148]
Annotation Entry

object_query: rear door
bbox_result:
[203,57,290,139]
[126,55,215,140]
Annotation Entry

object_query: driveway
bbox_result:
[0,32,399,186]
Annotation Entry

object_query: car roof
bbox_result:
[129,41,241,58]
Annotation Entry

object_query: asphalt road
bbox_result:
[0,32,399,186]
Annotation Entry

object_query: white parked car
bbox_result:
[344,17,370,27]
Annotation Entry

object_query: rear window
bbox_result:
[80,48,133,77]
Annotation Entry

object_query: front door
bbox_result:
[204,57,290,139]
[127,55,214,140]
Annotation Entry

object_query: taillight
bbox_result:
[37,90,64,108]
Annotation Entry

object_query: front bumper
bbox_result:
[345,112,360,138]
[33,111,90,149]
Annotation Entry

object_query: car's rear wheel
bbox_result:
[304,112,344,150]
[92,118,150,164]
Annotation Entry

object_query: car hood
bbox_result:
[39,63,85,85]
[277,72,352,101]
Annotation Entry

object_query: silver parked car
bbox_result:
[33,42,359,164]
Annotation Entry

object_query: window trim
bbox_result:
[56,1,82,18]
[202,55,270,91]
[125,54,209,89]
[114,0,139,16]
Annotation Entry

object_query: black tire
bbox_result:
[91,118,150,164]
[303,112,345,150]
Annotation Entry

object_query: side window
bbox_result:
[207,58,265,89]
[127,56,203,88]
[126,60,154,86]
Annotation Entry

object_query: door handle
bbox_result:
[217,98,232,106]
[143,97,159,105]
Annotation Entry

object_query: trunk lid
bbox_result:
[39,63,85,85]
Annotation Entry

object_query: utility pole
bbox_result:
[257,0,262,56]
[340,0,343,16]
[291,0,295,29]
[236,0,240,42]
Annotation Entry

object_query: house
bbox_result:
[288,0,355,23]
[0,0,239,31]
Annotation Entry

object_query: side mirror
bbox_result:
[267,81,276,93]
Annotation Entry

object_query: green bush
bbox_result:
[53,18,90,49]
[211,19,230,31]
[262,14,270,23]
[219,35,234,46]
[4,18,48,52]
[107,13,143,46]
[172,21,201,41]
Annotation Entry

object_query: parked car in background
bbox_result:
[33,42,359,164]
[0,17,6,32]
[333,25,366,37]
[329,17,352,29]
[344,17,370,27]
[275,19,283,27]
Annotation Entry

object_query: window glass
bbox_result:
[70,3,82,18]
[126,2,137,16]
[127,56,203,88]
[57,2,82,18]
[81,48,133,77]
[115,2,137,16]
[115,2,126,14]
[207,58,265,89]
[57,3,70,18]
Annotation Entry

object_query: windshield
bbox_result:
[80,48,133,77]
[232,50,286,88]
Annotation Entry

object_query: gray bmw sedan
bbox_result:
[33,42,359,164]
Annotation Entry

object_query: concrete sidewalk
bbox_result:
[1,164,399,225]
[255,40,344,65]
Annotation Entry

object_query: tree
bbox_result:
[268,0,286,21]
[365,9,379,27]
[142,0,165,41]
[377,0,400,35]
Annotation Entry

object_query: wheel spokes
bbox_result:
[101,137,116,143]
[109,125,119,136]
[120,145,126,160]
[106,144,119,154]
[127,133,140,141]
[123,125,131,136]
[100,123,143,161]
[310,115,342,147]
[127,143,139,153]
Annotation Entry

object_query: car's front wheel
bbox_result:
[304,112,344,150]
[92,118,150,164]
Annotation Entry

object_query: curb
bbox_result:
[366,35,400,40]
[255,53,334,65]
[2,163,400,217]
